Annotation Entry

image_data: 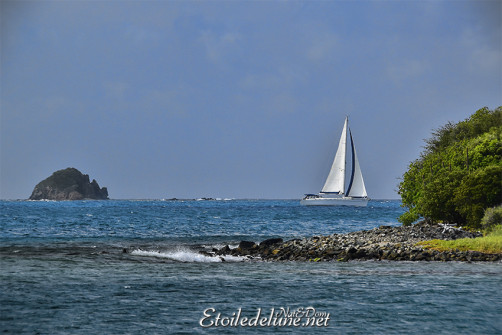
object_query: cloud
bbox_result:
[102,82,190,119]
[124,25,160,45]
[140,88,190,118]
[240,73,282,91]
[306,32,339,62]
[460,28,501,75]
[199,30,242,63]
[266,92,298,115]
[386,59,428,84]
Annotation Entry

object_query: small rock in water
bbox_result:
[238,241,256,250]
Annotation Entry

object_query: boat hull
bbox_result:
[300,197,369,207]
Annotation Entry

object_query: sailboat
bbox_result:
[301,117,369,206]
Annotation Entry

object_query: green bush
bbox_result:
[481,206,502,233]
[398,211,420,226]
[398,107,502,228]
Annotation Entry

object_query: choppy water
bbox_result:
[1,200,501,334]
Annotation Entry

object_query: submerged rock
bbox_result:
[29,168,109,200]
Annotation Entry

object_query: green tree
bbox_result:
[398,107,502,229]
[454,165,502,227]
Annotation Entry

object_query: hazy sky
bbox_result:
[1,0,501,199]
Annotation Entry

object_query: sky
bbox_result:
[1,0,501,200]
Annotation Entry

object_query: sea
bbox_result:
[1,199,501,334]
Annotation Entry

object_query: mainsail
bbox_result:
[321,117,348,193]
[321,117,367,197]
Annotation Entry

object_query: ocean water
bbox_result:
[1,200,501,334]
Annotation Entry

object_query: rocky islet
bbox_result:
[29,168,108,200]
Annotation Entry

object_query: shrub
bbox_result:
[398,107,502,228]
[481,206,502,233]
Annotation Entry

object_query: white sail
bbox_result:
[301,116,369,206]
[346,130,368,198]
[321,117,348,194]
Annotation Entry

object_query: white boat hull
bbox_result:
[300,197,369,207]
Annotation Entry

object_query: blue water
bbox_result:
[1,200,501,334]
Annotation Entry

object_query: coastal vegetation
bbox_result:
[418,225,502,254]
[398,107,502,229]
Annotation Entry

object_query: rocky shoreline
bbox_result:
[209,222,502,262]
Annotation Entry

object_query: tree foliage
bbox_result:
[398,107,502,229]
[481,206,502,232]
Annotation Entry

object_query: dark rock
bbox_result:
[259,238,283,248]
[215,245,231,255]
[29,168,108,200]
[354,249,367,259]
[238,241,256,250]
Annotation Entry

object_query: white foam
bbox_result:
[130,248,247,263]
[221,254,249,262]
[202,243,239,250]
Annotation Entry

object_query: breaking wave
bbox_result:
[130,248,247,263]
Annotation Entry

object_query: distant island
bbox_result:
[29,168,109,200]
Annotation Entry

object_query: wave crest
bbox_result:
[130,248,246,263]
